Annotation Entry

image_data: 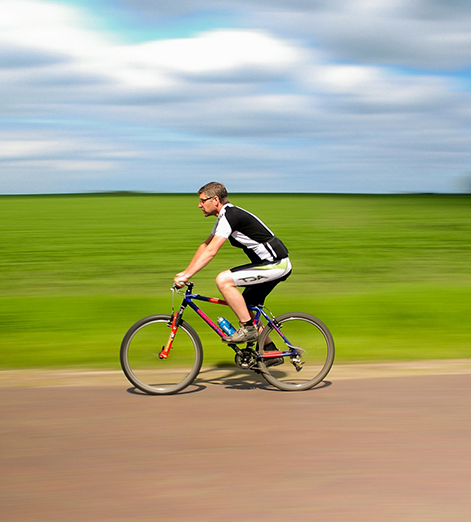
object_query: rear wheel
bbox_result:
[120,314,203,395]
[257,312,334,391]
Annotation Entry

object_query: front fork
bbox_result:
[158,307,184,359]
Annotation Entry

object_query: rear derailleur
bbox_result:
[290,350,304,372]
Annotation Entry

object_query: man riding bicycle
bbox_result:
[174,182,292,344]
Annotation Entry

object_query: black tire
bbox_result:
[120,314,203,395]
[257,312,335,391]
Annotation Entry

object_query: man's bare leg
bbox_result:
[216,271,281,363]
[215,271,251,323]
[216,271,276,347]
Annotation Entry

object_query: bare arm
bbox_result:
[174,234,226,286]
[182,234,213,275]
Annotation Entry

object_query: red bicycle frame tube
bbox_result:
[186,292,268,341]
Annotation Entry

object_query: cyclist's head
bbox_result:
[198,182,230,205]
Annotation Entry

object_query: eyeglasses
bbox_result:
[199,196,214,203]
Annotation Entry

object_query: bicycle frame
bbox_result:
[159,282,294,361]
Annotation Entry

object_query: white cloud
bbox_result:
[0,139,64,158]
[130,29,302,75]
[302,63,459,113]
[0,0,110,60]
[0,1,303,95]
[3,158,118,172]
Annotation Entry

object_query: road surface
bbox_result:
[1,362,471,521]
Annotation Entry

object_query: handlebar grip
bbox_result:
[172,281,193,290]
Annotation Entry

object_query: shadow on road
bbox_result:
[126,384,207,396]
[196,366,333,392]
[124,367,333,395]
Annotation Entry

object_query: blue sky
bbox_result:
[1,0,471,194]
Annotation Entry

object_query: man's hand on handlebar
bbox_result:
[174,272,189,288]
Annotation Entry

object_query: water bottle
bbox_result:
[217,317,236,335]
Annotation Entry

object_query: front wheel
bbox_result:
[120,314,203,395]
[257,312,335,391]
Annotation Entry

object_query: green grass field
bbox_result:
[1,193,470,369]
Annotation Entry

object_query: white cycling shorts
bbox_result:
[230,258,292,287]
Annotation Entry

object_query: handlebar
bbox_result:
[172,281,194,292]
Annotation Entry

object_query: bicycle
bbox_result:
[120,282,335,394]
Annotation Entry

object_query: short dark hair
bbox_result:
[198,182,230,204]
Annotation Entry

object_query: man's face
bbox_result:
[198,192,218,217]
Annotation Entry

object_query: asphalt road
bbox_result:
[1,366,471,521]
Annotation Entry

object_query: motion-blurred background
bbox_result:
[1,193,470,368]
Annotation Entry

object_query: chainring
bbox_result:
[234,348,258,370]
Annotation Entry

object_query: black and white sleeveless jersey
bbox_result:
[211,204,289,264]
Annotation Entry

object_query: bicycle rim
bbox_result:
[258,312,335,391]
[120,315,203,395]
